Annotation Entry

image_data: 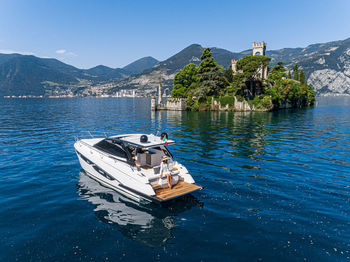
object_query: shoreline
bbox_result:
[2,94,350,99]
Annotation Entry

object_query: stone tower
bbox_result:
[231,59,237,74]
[253,41,268,79]
[158,76,162,104]
[252,41,266,56]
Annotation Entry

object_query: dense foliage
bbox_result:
[171,63,199,98]
[196,48,226,99]
[171,48,226,100]
[236,55,271,80]
[171,48,316,111]
[263,62,315,108]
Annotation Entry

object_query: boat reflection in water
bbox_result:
[76,171,203,246]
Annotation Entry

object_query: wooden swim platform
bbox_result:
[154,181,202,201]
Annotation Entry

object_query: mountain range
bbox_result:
[0,54,158,96]
[1,37,350,97]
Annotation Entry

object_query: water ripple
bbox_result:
[1,97,350,261]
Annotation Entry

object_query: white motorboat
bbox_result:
[74,132,202,203]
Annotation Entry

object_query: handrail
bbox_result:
[74,131,109,141]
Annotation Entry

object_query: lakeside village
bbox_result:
[4,41,316,112]
[3,88,138,99]
[153,41,315,112]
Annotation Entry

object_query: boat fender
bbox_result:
[160,132,168,141]
[140,135,148,143]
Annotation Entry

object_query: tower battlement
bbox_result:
[252,41,266,48]
[252,41,266,56]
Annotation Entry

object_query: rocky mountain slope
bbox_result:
[287,39,350,96]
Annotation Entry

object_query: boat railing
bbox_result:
[74,131,110,141]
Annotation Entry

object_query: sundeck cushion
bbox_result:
[137,153,147,166]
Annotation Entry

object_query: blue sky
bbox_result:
[0,0,349,69]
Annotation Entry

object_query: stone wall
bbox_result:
[233,97,254,111]
[151,97,187,111]
[165,98,187,110]
[153,96,274,112]
[210,96,253,111]
[210,96,273,112]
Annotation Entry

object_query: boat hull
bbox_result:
[74,138,202,203]
[76,153,151,202]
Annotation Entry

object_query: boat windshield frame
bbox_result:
[93,138,134,164]
[112,134,175,149]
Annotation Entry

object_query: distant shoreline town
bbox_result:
[3,89,147,98]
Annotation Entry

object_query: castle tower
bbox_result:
[158,76,162,104]
[231,59,237,73]
[252,41,266,56]
[252,41,268,80]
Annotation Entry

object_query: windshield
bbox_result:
[94,139,127,159]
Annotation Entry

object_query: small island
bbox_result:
[152,42,315,111]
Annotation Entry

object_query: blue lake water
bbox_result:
[1,97,350,261]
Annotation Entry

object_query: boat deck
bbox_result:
[154,181,201,201]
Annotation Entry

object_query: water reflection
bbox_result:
[76,171,202,247]
[163,110,278,159]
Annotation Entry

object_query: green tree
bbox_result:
[265,85,283,107]
[288,70,292,79]
[268,62,286,85]
[171,84,187,97]
[171,63,199,97]
[236,55,271,81]
[293,64,299,81]
[223,65,233,84]
[232,72,246,93]
[195,48,225,98]
[234,55,271,96]
[287,81,302,106]
[306,85,315,105]
[299,69,305,84]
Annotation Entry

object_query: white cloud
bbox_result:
[0,49,35,55]
[56,49,66,54]
[55,49,77,57]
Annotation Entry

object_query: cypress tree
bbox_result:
[300,69,305,84]
[198,48,225,97]
[288,70,292,79]
[293,64,299,81]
